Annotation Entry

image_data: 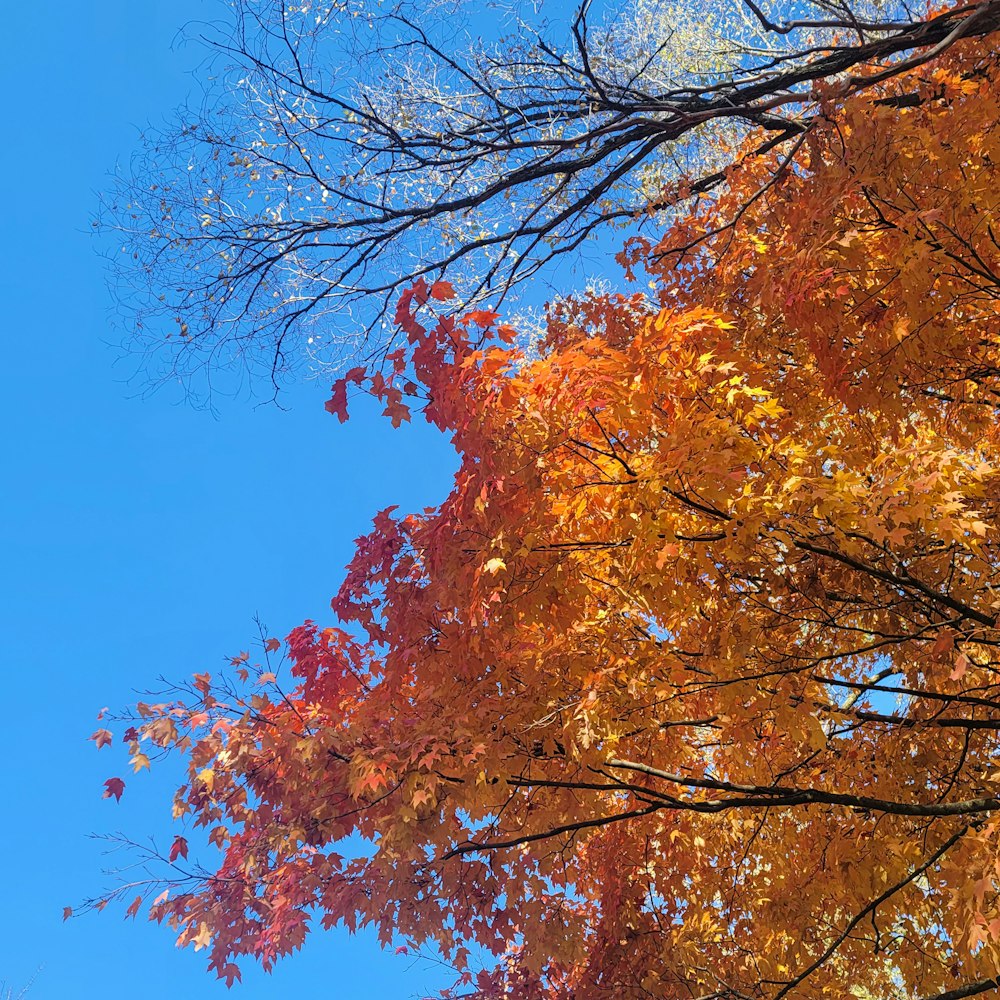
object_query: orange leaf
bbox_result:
[931,631,954,656]
[461,309,499,328]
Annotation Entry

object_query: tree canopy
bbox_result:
[104,0,1000,395]
[87,5,1000,1000]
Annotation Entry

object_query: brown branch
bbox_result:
[604,759,1000,818]
[923,979,1000,1000]
[440,801,661,859]
[791,537,996,627]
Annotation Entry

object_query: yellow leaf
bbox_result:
[193,922,212,951]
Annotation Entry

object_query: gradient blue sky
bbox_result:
[0,4,460,996]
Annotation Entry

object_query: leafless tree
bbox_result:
[101,0,1000,398]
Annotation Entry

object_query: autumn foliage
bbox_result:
[93,35,1000,1000]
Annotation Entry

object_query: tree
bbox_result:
[88,28,1000,999]
[103,0,1000,396]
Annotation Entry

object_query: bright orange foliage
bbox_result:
[97,37,1000,1000]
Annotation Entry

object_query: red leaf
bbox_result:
[395,285,428,340]
[383,400,412,428]
[62,906,73,921]
[169,836,189,862]
[395,945,409,955]
[324,380,349,422]
[410,277,429,306]
[264,637,281,653]
[103,777,125,802]
[125,895,142,920]
[430,280,455,301]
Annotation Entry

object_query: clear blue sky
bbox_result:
[0,4,459,996]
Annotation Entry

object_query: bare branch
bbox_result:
[98,0,1000,397]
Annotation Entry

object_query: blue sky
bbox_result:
[0,4,460,996]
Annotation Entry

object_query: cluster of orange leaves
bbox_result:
[92,36,1000,1000]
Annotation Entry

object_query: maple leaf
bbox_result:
[264,637,281,653]
[209,960,242,988]
[169,836,189,863]
[324,380,349,423]
[461,309,500,328]
[950,653,970,681]
[192,923,212,951]
[382,399,411,428]
[90,728,113,750]
[429,280,455,301]
[102,777,125,802]
[932,631,955,656]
